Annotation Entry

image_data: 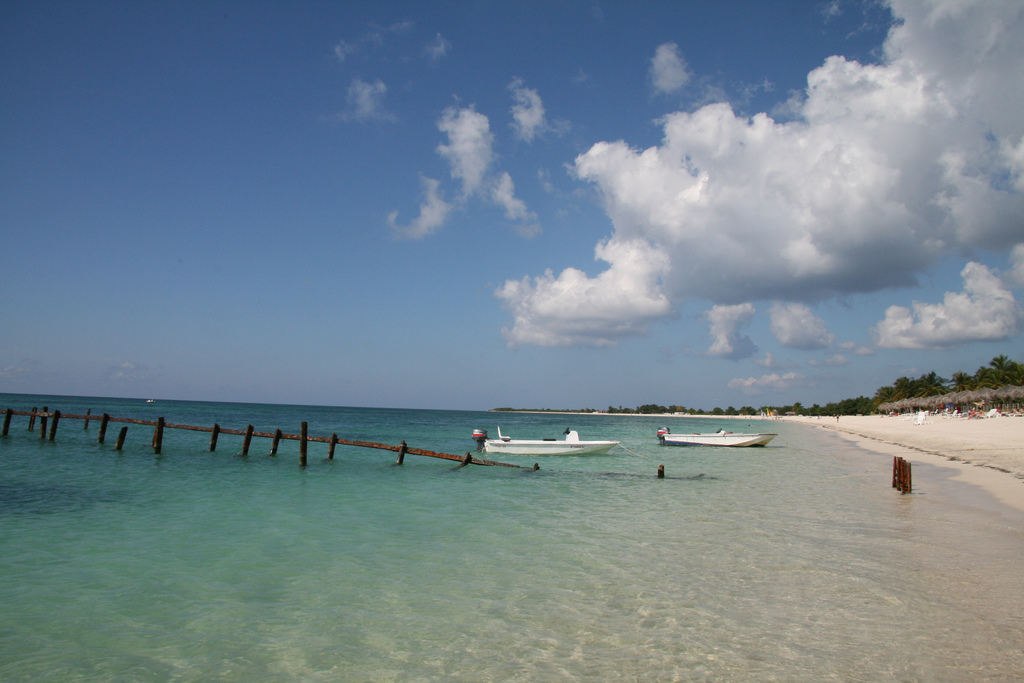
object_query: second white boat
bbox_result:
[657,427,776,447]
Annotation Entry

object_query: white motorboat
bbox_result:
[473,427,619,455]
[657,427,776,447]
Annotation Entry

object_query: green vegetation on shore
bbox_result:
[493,354,1021,417]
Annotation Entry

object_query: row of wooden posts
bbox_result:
[892,456,912,493]
[1,406,535,470]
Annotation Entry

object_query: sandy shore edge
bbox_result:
[782,414,1024,515]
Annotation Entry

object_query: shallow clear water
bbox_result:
[2,394,1022,681]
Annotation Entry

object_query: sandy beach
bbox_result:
[785,413,1024,514]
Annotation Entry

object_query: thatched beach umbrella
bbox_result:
[973,386,998,403]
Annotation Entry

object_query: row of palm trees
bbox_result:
[873,355,1023,412]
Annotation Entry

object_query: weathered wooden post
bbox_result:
[28,407,37,431]
[270,428,282,456]
[299,422,308,467]
[3,408,12,436]
[241,424,254,456]
[658,464,665,479]
[903,460,912,494]
[209,423,220,451]
[38,408,48,440]
[153,417,165,454]
[328,433,338,460]
[892,456,898,488]
[83,408,92,429]
[458,452,473,467]
[98,413,110,443]
[115,426,128,451]
[395,441,407,465]
[48,410,61,441]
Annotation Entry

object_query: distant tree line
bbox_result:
[493,355,1021,417]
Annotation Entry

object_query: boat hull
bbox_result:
[659,432,776,447]
[483,440,619,456]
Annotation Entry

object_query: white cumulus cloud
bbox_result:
[340,78,395,123]
[650,42,690,94]
[874,262,1021,349]
[388,176,452,239]
[393,106,537,238]
[497,0,1024,347]
[437,106,495,199]
[769,303,835,349]
[705,303,757,359]
[496,239,671,347]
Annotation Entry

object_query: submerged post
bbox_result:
[28,407,37,432]
[38,408,48,440]
[241,424,254,456]
[209,423,220,451]
[299,422,308,467]
[270,428,282,456]
[153,417,165,454]
[395,441,407,465]
[83,408,92,430]
[3,408,12,436]
[658,464,665,479]
[98,413,110,443]
[328,433,338,460]
[115,426,128,451]
[48,410,61,441]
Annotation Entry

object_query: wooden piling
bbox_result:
[98,413,110,443]
[270,428,282,456]
[48,410,61,441]
[153,417,164,454]
[210,423,220,451]
[328,433,338,460]
[395,440,407,465]
[38,408,48,440]
[83,408,91,429]
[3,408,12,436]
[28,407,37,431]
[458,452,473,467]
[299,422,308,467]
[658,464,665,479]
[114,426,128,451]
[892,456,912,494]
[241,424,254,456]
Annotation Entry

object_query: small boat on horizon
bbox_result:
[473,427,620,455]
[657,427,776,448]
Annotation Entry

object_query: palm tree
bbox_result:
[989,355,1012,384]
[873,385,897,408]
[974,366,1001,389]
[1006,361,1024,386]
[950,371,974,392]
[915,371,948,397]
[892,376,916,400]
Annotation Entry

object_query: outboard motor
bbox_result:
[657,427,670,445]
[472,429,488,452]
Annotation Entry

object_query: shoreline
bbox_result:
[783,414,1024,515]
[500,409,1024,516]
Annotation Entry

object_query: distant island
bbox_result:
[493,354,1021,418]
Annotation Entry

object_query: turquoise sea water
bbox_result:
[1,393,1022,681]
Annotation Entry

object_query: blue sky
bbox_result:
[2,0,1022,410]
